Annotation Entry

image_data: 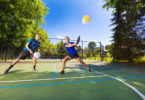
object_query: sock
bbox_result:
[8,65,14,70]
[34,66,36,69]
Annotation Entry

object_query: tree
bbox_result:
[0,0,50,60]
[83,47,89,58]
[57,42,68,55]
[88,42,97,57]
[34,28,58,57]
[96,48,101,56]
[106,52,111,56]
[84,47,89,51]
[103,0,145,62]
[105,44,114,54]
[105,45,111,50]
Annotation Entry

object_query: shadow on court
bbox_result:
[0,66,100,81]
[86,62,145,75]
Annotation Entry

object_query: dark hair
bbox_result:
[65,36,69,39]
[36,33,40,35]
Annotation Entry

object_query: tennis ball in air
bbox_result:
[82,15,90,24]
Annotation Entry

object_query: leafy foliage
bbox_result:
[103,0,145,62]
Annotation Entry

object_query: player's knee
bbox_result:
[16,58,20,60]
[62,59,66,62]
[33,57,36,60]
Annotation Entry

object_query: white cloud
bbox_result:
[57,36,64,39]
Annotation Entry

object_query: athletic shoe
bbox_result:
[33,69,37,72]
[88,68,92,73]
[59,71,65,75]
[3,69,9,74]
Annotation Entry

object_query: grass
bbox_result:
[1,56,145,64]
[86,56,145,63]
[86,57,101,61]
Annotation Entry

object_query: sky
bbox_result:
[40,0,114,48]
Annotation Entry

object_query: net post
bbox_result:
[61,39,63,61]
[82,41,83,61]
[100,42,103,62]
[95,46,96,60]
[100,42,101,61]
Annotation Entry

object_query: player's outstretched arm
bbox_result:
[75,45,85,53]
[65,43,77,47]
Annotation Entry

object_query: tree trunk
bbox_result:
[128,57,133,63]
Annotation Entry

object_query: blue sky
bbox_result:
[40,0,114,48]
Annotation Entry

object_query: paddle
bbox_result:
[34,52,41,58]
[76,36,80,44]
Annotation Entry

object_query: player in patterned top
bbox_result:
[3,33,41,74]
[59,36,92,75]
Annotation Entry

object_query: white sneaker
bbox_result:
[33,69,37,72]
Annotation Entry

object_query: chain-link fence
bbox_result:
[0,37,108,62]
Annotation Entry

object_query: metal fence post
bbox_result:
[100,42,103,62]
[61,39,63,61]
[82,41,83,61]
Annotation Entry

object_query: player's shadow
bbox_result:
[80,63,145,76]
[86,64,114,71]
[0,66,93,81]
[64,66,89,72]
[65,64,113,72]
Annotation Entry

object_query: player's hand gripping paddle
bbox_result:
[76,36,80,44]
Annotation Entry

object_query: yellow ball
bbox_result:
[83,15,90,22]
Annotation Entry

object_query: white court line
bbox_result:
[11,65,31,71]
[0,64,32,75]
[0,75,108,83]
[83,67,145,100]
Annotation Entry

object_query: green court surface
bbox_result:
[0,62,145,100]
